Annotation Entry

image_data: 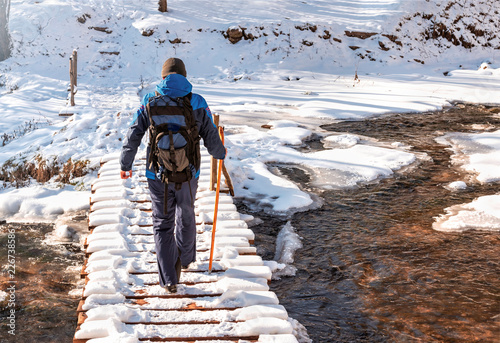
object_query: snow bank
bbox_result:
[433,194,500,233]
[438,130,500,184]
[0,185,89,222]
[225,121,417,212]
[434,129,500,232]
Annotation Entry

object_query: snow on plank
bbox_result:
[73,151,298,343]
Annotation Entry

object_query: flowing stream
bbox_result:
[0,214,86,342]
[249,104,500,342]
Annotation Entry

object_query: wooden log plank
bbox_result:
[81,293,223,301]
[75,337,257,343]
[81,270,225,279]
[137,337,258,342]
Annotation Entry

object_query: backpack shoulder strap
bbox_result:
[179,93,201,171]
[146,95,158,169]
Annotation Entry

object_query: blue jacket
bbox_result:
[120,74,226,180]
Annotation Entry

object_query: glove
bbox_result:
[217,148,227,160]
[121,170,132,179]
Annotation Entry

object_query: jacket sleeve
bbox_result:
[120,104,149,171]
[193,95,226,160]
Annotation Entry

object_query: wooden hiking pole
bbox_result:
[210,114,220,191]
[208,126,224,273]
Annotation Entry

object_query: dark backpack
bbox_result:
[146,92,201,212]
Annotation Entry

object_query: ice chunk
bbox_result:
[273,222,302,278]
[233,304,288,321]
[89,214,130,227]
[258,334,299,343]
[433,194,500,232]
[323,134,359,149]
[212,290,279,308]
[75,318,131,340]
[215,228,255,242]
[91,199,136,211]
[86,236,129,253]
[84,280,119,297]
[100,153,121,164]
[86,304,139,322]
[92,223,128,234]
[74,320,109,339]
[221,255,263,268]
[217,277,269,292]
[199,211,241,222]
[224,266,272,280]
[87,269,132,284]
[82,294,126,311]
[445,181,467,191]
[236,317,293,335]
[86,256,124,273]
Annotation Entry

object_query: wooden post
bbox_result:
[222,164,234,196]
[60,50,78,115]
[158,0,167,12]
[72,50,77,87]
[69,56,75,106]
[210,114,220,191]
[68,50,78,107]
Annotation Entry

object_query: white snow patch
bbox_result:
[433,194,500,233]
[288,317,313,343]
[445,181,467,191]
[437,130,500,184]
[0,185,89,222]
[273,222,303,279]
[323,134,360,149]
[434,129,500,232]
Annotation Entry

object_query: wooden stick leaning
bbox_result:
[208,127,224,273]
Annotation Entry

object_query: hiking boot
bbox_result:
[181,262,192,270]
[165,284,177,293]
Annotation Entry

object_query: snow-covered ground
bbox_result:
[434,129,500,232]
[0,0,499,228]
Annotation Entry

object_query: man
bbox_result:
[120,58,226,293]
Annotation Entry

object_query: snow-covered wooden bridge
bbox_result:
[73,147,298,342]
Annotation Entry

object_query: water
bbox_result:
[248,104,500,342]
[0,216,86,342]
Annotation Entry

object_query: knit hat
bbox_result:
[161,58,187,78]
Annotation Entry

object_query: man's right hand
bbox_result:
[121,170,132,179]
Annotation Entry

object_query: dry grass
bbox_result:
[0,156,93,188]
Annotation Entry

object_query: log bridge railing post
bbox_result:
[158,0,167,12]
[69,50,77,106]
[210,114,234,196]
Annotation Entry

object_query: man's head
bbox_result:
[161,58,187,78]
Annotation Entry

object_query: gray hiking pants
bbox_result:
[148,177,198,287]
